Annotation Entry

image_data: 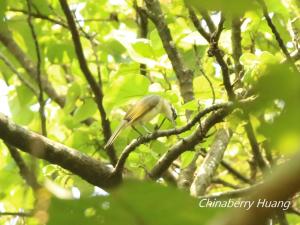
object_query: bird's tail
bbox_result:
[104,120,127,149]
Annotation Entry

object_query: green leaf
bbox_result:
[8,17,35,58]
[73,98,97,122]
[240,53,259,67]
[48,181,220,225]
[66,128,94,153]
[193,75,221,99]
[149,30,165,56]
[181,99,199,111]
[186,0,257,17]
[249,64,300,153]
[181,151,196,168]
[32,0,52,15]
[132,40,155,59]
[0,0,7,23]
[16,85,35,106]
[8,86,35,125]
[114,33,159,66]
[46,42,76,63]
[64,82,82,114]
[240,52,281,84]
[104,73,150,113]
[287,213,300,225]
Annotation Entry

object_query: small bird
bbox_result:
[104,95,177,148]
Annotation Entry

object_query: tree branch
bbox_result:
[0,30,65,107]
[206,14,235,100]
[112,101,237,177]
[282,49,300,63]
[231,16,243,77]
[178,150,201,190]
[244,119,268,171]
[233,18,285,219]
[1,7,117,163]
[0,113,117,189]
[144,0,194,103]
[257,0,297,70]
[212,178,241,189]
[58,0,117,165]
[200,183,261,200]
[220,159,253,184]
[190,128,232,196]
[5,143,41,190]
[0,52,38,95]
[112,99,254,178]
[213,151,300,225]
[187,7,210,42]
[199,148,253,184]
[149,108,231,180]
[199,9,216,33]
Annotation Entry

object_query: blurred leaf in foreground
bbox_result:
[48,180,220,225]
[249,64,300,153]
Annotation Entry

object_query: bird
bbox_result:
[104,95,177,149]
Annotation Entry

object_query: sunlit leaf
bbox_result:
[104,73,150,113]
[73,98,97,122]
[186,0,257,17]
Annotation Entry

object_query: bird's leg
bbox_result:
[132,125,143,136]
[155,118,166,130]
[141,124,152,134]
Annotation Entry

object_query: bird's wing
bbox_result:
[104,120,127,149]
[124,95,160,124]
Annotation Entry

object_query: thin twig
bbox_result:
[206,13,235,100]
[0,52,38,95]
[149,108,231,180]
[112,101,236,176]
[134,0,148,76]
[187,7,211,42]
[199,148,253,184]
[193,44,216,104]
[5,143,41,190]
[72,12,103,88]
[199,183,262,200]
[199,9,216,33]
[231,17,243,77]
[0,211,33,217]
[9,7,68,28]
[9,8,120,26]
[212,178,241,189]
[26,0,47,136]
[257,0,297,70]
[244,118,268,171]
[112,99,253,177]
[144,0,194,103]
[0,31,65,107]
